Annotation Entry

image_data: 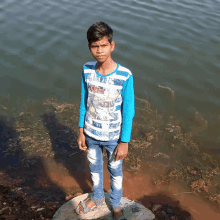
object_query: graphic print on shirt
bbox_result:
[86,74,122,122]
[83,62,132,141]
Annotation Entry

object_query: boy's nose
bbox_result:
[97,47,102,53]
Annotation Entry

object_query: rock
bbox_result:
[65,195,74,201]
[37,208,45,212]
[0,206,12,215]
[53,193,155,220]
[152,203,163,212]
[19,112,24,117]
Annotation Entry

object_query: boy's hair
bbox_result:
[87,21,113,45]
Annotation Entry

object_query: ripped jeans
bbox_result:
[86,135,123,209]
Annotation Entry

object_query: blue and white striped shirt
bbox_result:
[79,61,135,142]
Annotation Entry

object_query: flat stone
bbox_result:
[52,192,155,220]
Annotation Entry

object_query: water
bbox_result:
[0,0,220,144]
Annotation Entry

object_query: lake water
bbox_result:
[0,0,220,150]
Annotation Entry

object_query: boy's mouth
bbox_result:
[97,56,105,60]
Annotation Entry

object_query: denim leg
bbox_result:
[86,136,104,200]
[104,140,123,209]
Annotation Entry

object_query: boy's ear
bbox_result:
[111,41,115,52]
[88,44,91,50]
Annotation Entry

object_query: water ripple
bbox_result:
[0,0,220,119]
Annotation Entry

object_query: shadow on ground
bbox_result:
[138,192,191,220]
[0,115,22,169]
[0,112,92,219]
[41,112,92,194]
[0,114,66,218]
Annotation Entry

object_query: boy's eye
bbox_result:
[91,45,108,48]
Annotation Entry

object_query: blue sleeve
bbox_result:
[120,75,135,142]
[79,71,88,127]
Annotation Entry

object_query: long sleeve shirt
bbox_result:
[79,61,135,142]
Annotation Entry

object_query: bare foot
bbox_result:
[78,199,96,214]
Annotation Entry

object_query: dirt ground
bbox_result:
[0,97,220,219]
[0,156,220,220]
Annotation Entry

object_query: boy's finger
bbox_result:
[80,146,86,151]
[115,150,120,160]
[115,152,121,161]
[82,143,87,149]
[78,141,85,150]
[79,141,83,147]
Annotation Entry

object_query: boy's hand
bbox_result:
[115,142,128,161]
[78,128,87,151]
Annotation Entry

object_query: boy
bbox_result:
[76,21,135,219]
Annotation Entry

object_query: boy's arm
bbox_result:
[78,72,88,151]
[79,72,87,128]
[120,74,135,142]
[115,75,135,160]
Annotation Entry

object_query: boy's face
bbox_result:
[88,36,115,63]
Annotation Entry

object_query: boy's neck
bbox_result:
[96,58,117,75]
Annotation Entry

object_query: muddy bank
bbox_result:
[0,96,220,219]
[0,165,220,220]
